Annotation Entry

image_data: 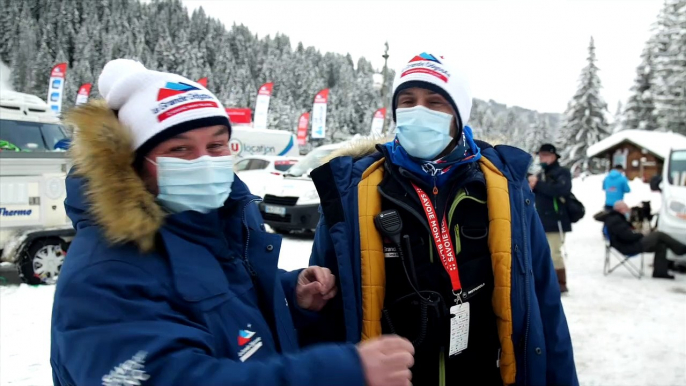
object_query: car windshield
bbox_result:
[274,159,298,172]
[0,119,68,151]
[668,150,686,187]
[285,147,337,177]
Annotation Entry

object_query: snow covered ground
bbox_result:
[1,174,684,385]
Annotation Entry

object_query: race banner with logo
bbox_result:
[225,108,252,127]
[197,77,208,88]
[370,107,386,136]
[75,83,92,106]
[311,89,329,139]
[47,63,67,114]
[297,112,310,146]
[253,82,274,130]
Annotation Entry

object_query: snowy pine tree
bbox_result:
[623,45,658,131]
[609,101,625,133]
[558,37,610,166]
[525,116,553,154]
[0,0,562,143]
[651,0,686,134]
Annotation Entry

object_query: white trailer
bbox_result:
[0,90,73,284]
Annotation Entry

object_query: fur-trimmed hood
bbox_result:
[323,137,393,163]
[64,100,165,252]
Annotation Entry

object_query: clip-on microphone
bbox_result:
[374,210,420,289]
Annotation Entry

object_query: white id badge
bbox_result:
[449,302,470,356]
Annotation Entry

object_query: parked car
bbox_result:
[235,155,300,198]
[234,155,300,176]
[258,142,345,234]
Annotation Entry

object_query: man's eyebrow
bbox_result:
[172,133,191,140]
[214,126,229,136]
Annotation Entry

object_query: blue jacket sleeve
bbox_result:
[298,212,348,346]
[52,260,364,386]
[280,269,325,330]
[528,204,579,385]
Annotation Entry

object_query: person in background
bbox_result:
[299,53,577,386]
[599,201,686,279]
[529,144,572,293]
[603,164,631,211]
[50,59,414,386]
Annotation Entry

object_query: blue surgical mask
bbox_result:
[396,105,454,160]
[147,155,234,214]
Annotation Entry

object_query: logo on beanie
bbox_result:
[409,52,442,64]
[157,82,201,101]
[401,53,451,83]
[151,82,219,122]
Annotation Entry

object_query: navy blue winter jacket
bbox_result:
[50,101,364,386]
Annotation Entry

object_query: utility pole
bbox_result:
[381,42,390,136]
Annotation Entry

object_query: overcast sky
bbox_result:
[182,0,663,114]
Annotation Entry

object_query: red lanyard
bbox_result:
[411,183,462,295]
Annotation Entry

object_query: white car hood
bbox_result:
[263,177,315,197]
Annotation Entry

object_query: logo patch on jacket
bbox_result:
[237,329,262,362]
[384,246,399,258]
[102,351,150,386]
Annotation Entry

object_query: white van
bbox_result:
[230,127,300,158]
[0,91,74,284]
[656,146,686,263]
[258,142,345,233]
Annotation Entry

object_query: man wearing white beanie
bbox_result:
[302,53,578,385]
[50,59,414,386]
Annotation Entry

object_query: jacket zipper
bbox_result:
[241,197,261,277]
[520,186,531,384]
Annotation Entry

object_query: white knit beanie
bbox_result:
[391,53,472,129]
[98,59,230,158]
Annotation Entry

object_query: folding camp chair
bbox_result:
[603,227,645,279]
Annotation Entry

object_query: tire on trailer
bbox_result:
[18,237,66,285]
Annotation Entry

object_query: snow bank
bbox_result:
[0,285,55,385]
[568,174,685,386]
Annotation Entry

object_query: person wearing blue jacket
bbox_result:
[603,165,631,210]
[299,53,577,385]
[51,59,415,386]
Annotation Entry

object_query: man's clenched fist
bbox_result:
[358,335,415,386]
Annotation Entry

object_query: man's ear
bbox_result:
[450,116,459,138]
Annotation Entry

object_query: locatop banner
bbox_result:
[311,89,329,139]
[75,83,92,106]
[253,82,274,130]
[47,63,68,114]
[370,107,386,136]
[297,112,310,146]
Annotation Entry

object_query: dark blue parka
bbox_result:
[303,140,578,386]
[534,161,573,233]
[50,101,364,386]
